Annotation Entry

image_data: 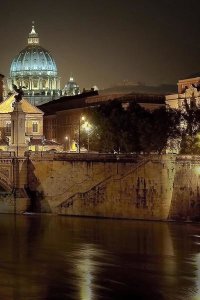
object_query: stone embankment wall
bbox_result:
[0,155,30,213]
[1,152,200,220]
[27,153,176,220]
[169,156,200,220]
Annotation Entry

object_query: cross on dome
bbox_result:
[30,21,36,35]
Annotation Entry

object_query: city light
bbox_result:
[65,135,70,151]
[82,121,92,151]
[78,115,87,153]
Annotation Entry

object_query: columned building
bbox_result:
[166,75,200,109]
[0,93,62,152]
[165,75,200,153]
[8,23,60,106]
[0,94,43,145]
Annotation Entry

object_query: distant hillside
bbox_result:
[99,84,177,95]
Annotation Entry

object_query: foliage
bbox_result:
[181,99,200,136]
[86,100,182,153]
[178,99,200,154]
[180,134,200,154]
[80,98,200,154]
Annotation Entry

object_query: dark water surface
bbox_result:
[0,215,200,300]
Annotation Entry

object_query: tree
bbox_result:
[179,100,200,154]
[88,100,127,152]
[87,101,182,154]
[180,135,200,154]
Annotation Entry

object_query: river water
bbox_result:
[0,215,200,300]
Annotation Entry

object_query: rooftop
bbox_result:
[0,94,44,114]
[38,90,165,116]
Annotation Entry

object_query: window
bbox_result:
[33,80,37,88]
[5,121,11,136]
[32,121,38,133]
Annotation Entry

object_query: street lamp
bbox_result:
[84,121,91,152]
[65,136,70,151]
[78,116,85,153]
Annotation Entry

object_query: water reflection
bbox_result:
[193,252,200,300]
[0,215,199,299]
[69,244,105,300]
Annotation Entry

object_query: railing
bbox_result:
[25,151,176,161]
[176,155,200,163]
[25,151,143,162]
[0,151,15,158]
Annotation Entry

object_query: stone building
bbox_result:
[8,23,60,106]
[0,93,62,152]
[39,91,165,150]
[0,94,43,148]
[165,74,200,153]
[166,74,200,109]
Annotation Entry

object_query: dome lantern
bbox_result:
[28,21,39,45]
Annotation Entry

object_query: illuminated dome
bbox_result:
[8,23,60,105]
[10,45,57,77]
[62,76,80,96]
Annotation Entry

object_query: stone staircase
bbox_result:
[57,157,150,212]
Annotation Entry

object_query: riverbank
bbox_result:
[1,153,200,221]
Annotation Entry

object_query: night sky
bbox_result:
[1,0,200,89]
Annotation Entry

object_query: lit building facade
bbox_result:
[165,75,200,153]
[0,94,62,152]
[8,23,60,106]
[166,75,200,109]
[0,94,43,147]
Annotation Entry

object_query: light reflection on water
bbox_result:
[68,244,109,300]
[193,250,200,300]
[0,215,200,299]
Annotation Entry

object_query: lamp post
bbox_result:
[65,136,70,151]
[88,133,90,152]
[78,116,85,153]
[84,122,91,152]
